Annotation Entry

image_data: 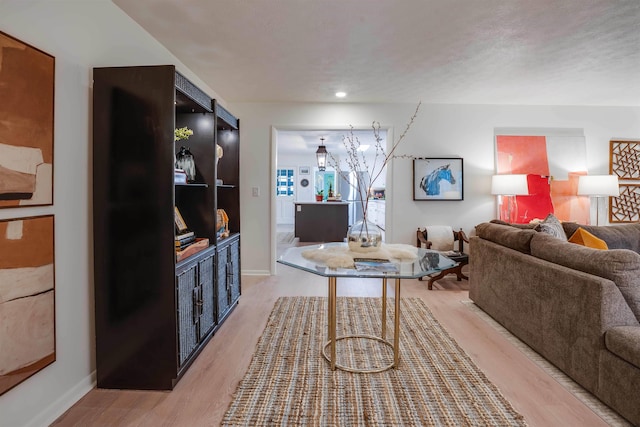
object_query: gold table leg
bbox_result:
[329,276,337,371]
[322,276,401,373]
[394,277,401,367]
[382,277,387,340]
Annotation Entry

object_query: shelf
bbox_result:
[216,184,236,189]
[175,183,209,188]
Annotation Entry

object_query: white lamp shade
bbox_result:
[577,175,619,196]
[491,174,529,196]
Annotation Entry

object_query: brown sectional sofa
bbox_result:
[469,221,640,426]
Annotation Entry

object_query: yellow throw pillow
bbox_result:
[568,227,608,250]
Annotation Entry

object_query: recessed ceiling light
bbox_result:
[335,91,347,98]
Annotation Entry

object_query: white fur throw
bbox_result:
[425,226,454,251]
[301,243,418,269]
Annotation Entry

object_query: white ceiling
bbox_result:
[277,128,388,156]
[114,0,640,106]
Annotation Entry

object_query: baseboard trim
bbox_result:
[27,371,96,427]
[241,269,270,276]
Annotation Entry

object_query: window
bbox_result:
[276,168,295,196]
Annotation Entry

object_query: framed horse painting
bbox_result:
[413,158,463,201]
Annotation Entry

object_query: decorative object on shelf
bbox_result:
[216,143,223,167]
[174,168,187,184]
[217,208,229,239]
[174,206,190,234]
[0,215,55,396]
[327,103,421,250]
[174,126,193,141]
[300,178,309,187]
[0,32,54,208]
[299,166,310,175]
[577,175,620,225]
[315,189,323,202]
[316,138,328,171]
[176,238,209,262]
[175,146,196,182]
[347,219,383,252]
[491,174,529,223]
[413,158,464,201]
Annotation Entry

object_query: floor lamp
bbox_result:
[577,175,620,225]
[491,174,529,223]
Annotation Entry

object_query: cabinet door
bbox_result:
[176,264,199,366]
[216,244,231,321]
[198,254,215,340]
[229,238,241,305]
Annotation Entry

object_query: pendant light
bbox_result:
[316,137,328,171]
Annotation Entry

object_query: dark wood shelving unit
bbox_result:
[93,65,241,390]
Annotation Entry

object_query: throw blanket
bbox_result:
[426,225,454,251]
[301,243,418,269]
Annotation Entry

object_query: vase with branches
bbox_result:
[328,102,421,251]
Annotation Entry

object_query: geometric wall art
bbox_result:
[610,140,640,223]
[0,31,55,208]
[610,140,640,179]
[0,215,55,395]
[610,184,640,223]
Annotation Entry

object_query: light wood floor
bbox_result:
[52,264,614,426]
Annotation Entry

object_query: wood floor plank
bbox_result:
[52,266,617,426]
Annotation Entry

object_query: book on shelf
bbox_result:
[353,258,399,273]
[175,230,195,241]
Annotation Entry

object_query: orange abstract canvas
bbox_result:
[0,31,54,208]
[496,134,589,224]
[0,215,55,395]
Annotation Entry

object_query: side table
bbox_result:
[420,252,469,290]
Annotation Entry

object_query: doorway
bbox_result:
[270,126,391,273]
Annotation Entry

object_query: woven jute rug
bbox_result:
[222,297,527,426]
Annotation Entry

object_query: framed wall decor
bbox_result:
[0,31,55,208]
[494,132,589,224]
[610,140,640,179]
[610,140,640,223]
[413,158,463,201]
[299,166,310,175]
[0,215,55,395]
[610,184,640,223]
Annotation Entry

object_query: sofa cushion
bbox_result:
[568,227,609,250]
[605,326,640,369]
[562,222,640,254]
[531,232,640,323]
[489,219,538,229]
[476,222,537,254]
[535,213,568,241]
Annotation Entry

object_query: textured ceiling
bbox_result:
[113,0,640,106]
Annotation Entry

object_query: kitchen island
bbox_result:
[294,201,349,242]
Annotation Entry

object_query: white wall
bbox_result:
[1,1,639,424]
[0,1,224,426]
[230,102,640,275]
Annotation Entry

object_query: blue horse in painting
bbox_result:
[420,164,456,196]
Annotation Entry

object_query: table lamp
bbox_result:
[577,175,619,225]
[491,174,529,222]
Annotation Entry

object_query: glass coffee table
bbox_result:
[277,242,456,373]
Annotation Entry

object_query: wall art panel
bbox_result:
[0,31,54,207]
[0,215,55,395]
